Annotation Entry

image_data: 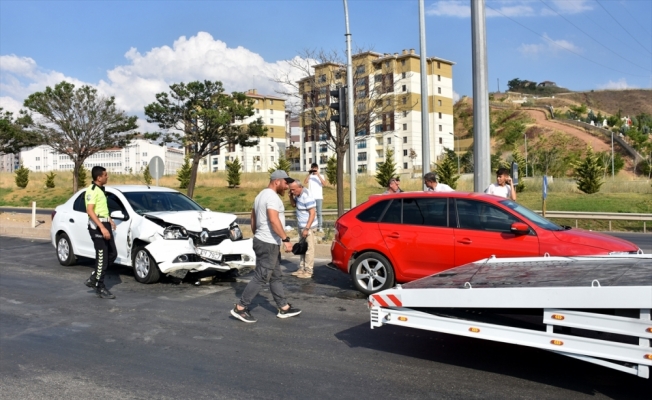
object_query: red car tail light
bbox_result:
[51,210,56,221]
[335,221,348,242]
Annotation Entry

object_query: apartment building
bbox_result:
[199,89,286,173]
[298,49,455,175]
[19,138,185,175]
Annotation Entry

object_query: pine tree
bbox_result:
[511,150,527,193]
[375,148,397,188]
[45,171,56,188]
[573,146,604,194]
[177,156,191,189]
[14,164,29,188]
[77,167,87,188]
[325,155,337,185]
[435,156,460,189]
[268,155,292,175]
[143,163,153,185]
[226,157,242,188]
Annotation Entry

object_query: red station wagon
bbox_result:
[331,192,642,294]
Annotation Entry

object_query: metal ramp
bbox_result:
[369,255,652,378]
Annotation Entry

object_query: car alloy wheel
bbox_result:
[350,252,395,295]
[134,249,151,279]
[56,233,77,266]
[132,246,160,284]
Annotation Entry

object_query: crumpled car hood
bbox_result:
[143,210,236,232]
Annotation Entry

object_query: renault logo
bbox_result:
[200,230,209,244]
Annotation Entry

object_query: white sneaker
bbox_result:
[318,228,324,233]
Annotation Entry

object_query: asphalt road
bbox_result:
[2,236,651,399]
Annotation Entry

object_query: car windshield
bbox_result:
[122,191,205,214]
[500,200,564,231]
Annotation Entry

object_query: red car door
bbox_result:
[453,199,540,266]
[380,197,455,280]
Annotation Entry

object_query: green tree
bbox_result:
[14,164,29,188]
[325,154,337,185]
[45,171,56,188]
[0,108,41,154]
[435,154,460,189]
[511,150,527,193]
[143,163,153,185]
[23,81,137,192]
[144,80,266,198]
[268,151,292,175]
[375,148,397,188]
[226,157,242,188]
[507,78,523,91]
[573,146,604,194]
[177,156,191,189]
[77,167,88,188]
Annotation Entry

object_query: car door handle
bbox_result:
[69,218,75,223]
[387,232,400,239]
[457,238,472,244]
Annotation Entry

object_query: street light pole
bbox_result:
[611,131,614,179]
[524,133,527,177]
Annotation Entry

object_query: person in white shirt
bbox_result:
[423,172,454,192]
[485,167,517,201]
[304,163,326,232]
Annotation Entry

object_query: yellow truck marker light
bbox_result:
[550,340,564,346]
[398,316,408,322]
[469,327,480,333]
[645,354,652,360]
[646,327,652,333]
[551,314,565,320]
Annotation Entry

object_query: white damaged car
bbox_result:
[50,185,255,283]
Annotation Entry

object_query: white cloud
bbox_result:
[453,91,461,102]
[0,32,307,132]
[597,78,636,90]
[427,0,591,18]
[518,33,582,57]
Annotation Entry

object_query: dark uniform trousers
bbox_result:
[89,221,117,286]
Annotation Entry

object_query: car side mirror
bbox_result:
[510,222,529,235]
[110,210,127,220]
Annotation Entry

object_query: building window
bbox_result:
[271,137,274,142]
[438,100,442,106]
[387,138,391,144]
[357,152,367,161]
[401,60,405,66]
[357,141,367,149]
[270,100,274,105]
[403,162,408,169]
[384,61,389,68]
[270,128,274,133]
[271,156,274,161]
[36,166,41,170]
[403,136,407,144]
[270,109,273,114]
[403,111,408,117]
[143,152,147,156]
[270,118,274,124]
[438,74,441,81]
[438,87,441,94]
[309,158,312,163]
[439,112,442,119]
[439,137,443,144]
[36,157,40,161]
[356,65,365,74]
[402,85,406,92]
[256,109,259,114]
[212,159,218,165]
[439,125,442,132]
[257,146,260,151]
[401,72,406,79]
[437,62,441,68]
[403,123,407,131]
[403,150,408,156]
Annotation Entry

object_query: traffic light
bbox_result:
[329,86,348,128]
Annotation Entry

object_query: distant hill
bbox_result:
[553,90,652,116]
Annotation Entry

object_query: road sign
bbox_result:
[511,161,519,185]
[542,175,548,200]
[148,156,165,186]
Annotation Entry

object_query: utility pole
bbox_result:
[418,0,430,186]
[611,131,614,179]
[343,0,356,207]
[471,0,491,192]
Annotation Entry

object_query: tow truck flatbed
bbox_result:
[369,255,652,378]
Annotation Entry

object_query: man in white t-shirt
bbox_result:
[304,163,325,232]
[485,167,517,201]
[423,172,454,192]
[231,170,302,323]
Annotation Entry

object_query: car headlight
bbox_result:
[229,222,243,241]
[163,225,188,240]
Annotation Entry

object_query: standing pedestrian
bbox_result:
[304,163,325,232]
[230,170,302,323]
[288,181,317,279]
[84,166,117,299]
[383,178,404,194]
[485,167,517,200]
[424,172,454,192]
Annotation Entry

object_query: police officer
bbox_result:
[84,166,117,299]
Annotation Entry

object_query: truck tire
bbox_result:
[350,252,395,295]
[132,246,160,284]
[56,232,77,266]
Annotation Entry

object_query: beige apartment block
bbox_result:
[298,49,455,175]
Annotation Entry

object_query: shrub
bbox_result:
[375,148,397,188]
[326,155,337,185]
[177,156,191,189]
[15,164,29,188]
[45,171,56,188]
[268,156,291,176]
[435,156,460,189]
[143,163,152,185]
[573,147,604,194]
[77,167,87,188]
[226,157,242,187]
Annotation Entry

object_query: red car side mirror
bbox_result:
[510,222,530,235]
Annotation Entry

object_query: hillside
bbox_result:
[529,89,652,117]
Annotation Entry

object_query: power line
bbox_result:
[595,0,652,55]
[620,0,652,36]
[539,0,650,72]
[486,4,650,78]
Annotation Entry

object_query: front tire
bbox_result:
[350,252,395,295]
[56,233,77,266]
[132,246,160,284]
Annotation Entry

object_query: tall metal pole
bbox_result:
[524,133,527,177]
[471,0,491,192]
[611,131,614,179]
[419,0,430,183]
[343,0,356,207]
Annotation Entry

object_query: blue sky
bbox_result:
[1,0,650,128]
